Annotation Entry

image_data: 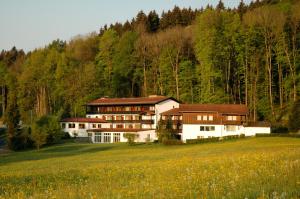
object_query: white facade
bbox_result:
[61,97,179,143]
[244,126,271,136]
[181,124,270,142]
[154,99,180,126]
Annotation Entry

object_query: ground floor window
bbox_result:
[226,125,236,131]
[200,126,215,131]
[94,132,102,143]
[103,133,111,143]
[113,133,121,143]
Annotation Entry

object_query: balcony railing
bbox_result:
[104,119,154,124]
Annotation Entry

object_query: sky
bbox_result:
[0,0,252,52]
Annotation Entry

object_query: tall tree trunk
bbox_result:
[278,63,283,109]
[265,35,275,118]
[143,56,147,97]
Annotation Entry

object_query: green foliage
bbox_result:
[288,100,300,132]
[123,133,138,145]
[31,115,63,150]
[0,0,300,132]
[157,119,179,144]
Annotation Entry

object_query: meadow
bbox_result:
[0,137,299,198]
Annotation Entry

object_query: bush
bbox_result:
[162,139,183,145]
[10,127,34,151]
[256,133,300,138]
[288,99,300,133]
[31,115,64,150]
[186,134,246,144]
[186,137,220,144]
[271,124,289,134]
[124,133,138,145]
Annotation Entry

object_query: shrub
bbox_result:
[162,139,183,145]
[124,133,138,145]
[288,99,300,133]
[256,133,300,138]
[271,124,289,134]
[31,115,64,150]
[186,137,220,144]
[10,127,34,151]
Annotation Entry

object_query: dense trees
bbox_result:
[0,0,300,149]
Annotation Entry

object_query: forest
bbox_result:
[0,0,300,149]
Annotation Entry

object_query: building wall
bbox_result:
[61,122,111,137]
[181,124,271,142]
[244,127,271,136]
[155,99,179,126]
[182,124,224,141]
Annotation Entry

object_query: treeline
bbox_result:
[0,0,300,148]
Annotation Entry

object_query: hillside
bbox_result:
[0,137,299,198]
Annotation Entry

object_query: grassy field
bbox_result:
[0,137,299,198]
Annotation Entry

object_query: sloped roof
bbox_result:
[180,104,248,115]
[161,108,181,116]
[161,104,248,115]
[60,118,107,123]
[86,96,178,105]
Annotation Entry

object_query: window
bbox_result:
[98,124,101,128]
[209,115,213,121]
[61,123,66,129]
[113,133,120,143]
[150,106,155,111]
[103,133,111,143]
[227,116,237,121]
[200,126,215,131]
[94,132,102,143]
[68,123,75,128]
[116,124,123,128]
[197,115,202,120]
[92,124,96,128]
[88,133,92,141]
[203,115,207,121]
[226,125,236,131]
[79,123,85,129]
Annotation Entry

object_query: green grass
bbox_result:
[0,137,299,198]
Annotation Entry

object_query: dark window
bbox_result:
[200,126,204,131]
[79,123,85,129]
[68,123,75,128]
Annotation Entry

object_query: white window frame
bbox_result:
[197,115,202,120]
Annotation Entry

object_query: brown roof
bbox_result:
[87,128,152,132]
[161,108,181,116]
[86,96,177,105]
[180,104,248,115]
[161,104,248,115]
[60,118,107,123]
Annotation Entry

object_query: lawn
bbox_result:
[0,137,299,198]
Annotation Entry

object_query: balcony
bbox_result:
[104,119,154,124]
